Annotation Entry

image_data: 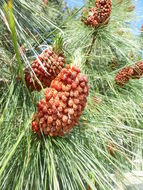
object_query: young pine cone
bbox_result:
[114,67,134,86]
[82,0,112,28]
[132,61,143,79]
[32,65,89,137]
[25,48,65,92]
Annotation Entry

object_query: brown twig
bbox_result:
[85,32,97,65]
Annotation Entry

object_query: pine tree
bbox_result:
[0,0,143,190]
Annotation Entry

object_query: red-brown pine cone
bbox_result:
[32,65,89,137]
[114,67,134,86]
[24,48,65,92]
[82,0,112,28]
[132,61,143,79]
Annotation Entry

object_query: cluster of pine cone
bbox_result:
[32,65,89,137]
[115,61,143,86]
[24,47,65,91]
[82,0,112,28]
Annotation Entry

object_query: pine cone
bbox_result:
[32,65,89,137]
[82,0,112,28]
[114,67,134,86]
[25,48,65,92]
[132,61,143,79]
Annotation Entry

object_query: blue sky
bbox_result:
[65,0,84,8]
[134,0,143,29]
[65,0,143,29]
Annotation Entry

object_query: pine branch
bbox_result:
[85,31,97,64]
[0,0,143,190]
[3,0,33,100]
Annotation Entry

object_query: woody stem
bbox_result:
[85,32,97,64]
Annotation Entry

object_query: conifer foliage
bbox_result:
[0,0,143,190]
